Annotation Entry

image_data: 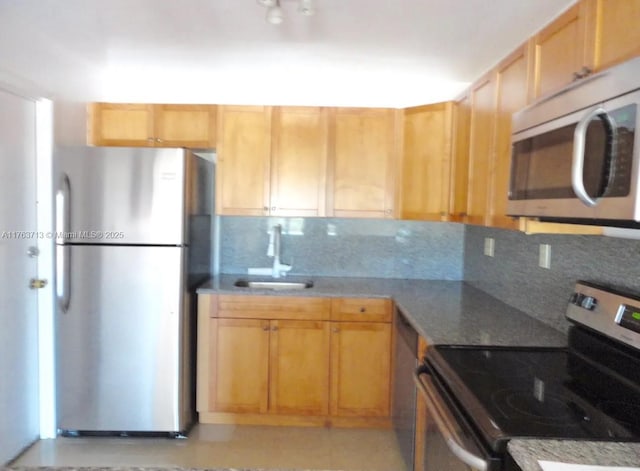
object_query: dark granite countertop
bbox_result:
[508,440,640,470]
[197,275,567,347]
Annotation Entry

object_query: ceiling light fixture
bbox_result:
[258,0,316,25]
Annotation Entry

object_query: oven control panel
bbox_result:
[567,281,640,350]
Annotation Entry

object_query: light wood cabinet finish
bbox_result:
[216,105,272,216]
[450,96,471,222]
[400,103,453,221]
[269,320,331,415]
[330,298,392,323]
[152,104,217,147]
[270,107,328,217]
[88,103,216,147]
[329,108,398,218]
[208,318,270,413]
[586,0,640,72]
[197,294,392,427]
[216,295,331,321]
[216,106,328,217]
[330,321,391,417]
[467,74,496,226]
[530,3,590,100]
[88,103,154,146]
[489,45,530,230]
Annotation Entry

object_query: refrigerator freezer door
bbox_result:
[56,147,185,245]
[56,245,190,433]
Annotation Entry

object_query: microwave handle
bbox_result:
[572,106,611,207]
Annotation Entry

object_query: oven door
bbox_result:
[414,365,500,471]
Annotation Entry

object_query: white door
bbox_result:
[0,88,40,464]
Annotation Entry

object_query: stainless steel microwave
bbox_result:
[507,57,640,228]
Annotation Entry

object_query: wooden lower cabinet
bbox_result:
[329,321,391,418]
[197,294,392,427]
[208,318,270,413]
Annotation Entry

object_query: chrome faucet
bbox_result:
[270,224,292,278]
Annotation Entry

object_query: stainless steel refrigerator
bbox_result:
[55,147,213,436]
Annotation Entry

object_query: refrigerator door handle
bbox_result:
[56,175,71,313]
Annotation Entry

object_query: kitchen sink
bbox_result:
[234,279,314,290]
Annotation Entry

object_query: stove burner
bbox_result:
[491,388,580,425]
[598,401,640,428]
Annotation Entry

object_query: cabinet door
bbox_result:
[489,45,529,230]
[209,318,270,413]
[270,107,328,217]
[400,103,453,221]
[269,320,330,415]
[467,75,496,226]
[588,0,640,72]
[329,108,398,218]
[530,3,589,99]
[330,322,391,417]
[88,103,154,147]
[449,96,471,222]
[153,104,216,148]
[216,105,271,215]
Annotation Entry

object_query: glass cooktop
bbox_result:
[429,345,640,451]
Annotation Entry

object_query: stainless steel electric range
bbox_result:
[415,281,640,471]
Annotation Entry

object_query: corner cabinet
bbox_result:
[400,103,454,221]
[197,294,392,427]
[328,108,399,218]
[87,103,216,147]
[216,105,328,217]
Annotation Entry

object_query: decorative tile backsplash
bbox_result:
[464,225,640,332]
[219,216,464,280]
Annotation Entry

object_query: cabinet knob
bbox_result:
[359,307,366,313]
[147,137,154,143]
[271,206,276,211]
[272,326,279,332]
[332,327,340,333]
[263,206,269,212]
[155,138,163,143]
[385,209,392,215]
[262,325,270,331]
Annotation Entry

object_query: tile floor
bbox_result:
[11,424,407,471]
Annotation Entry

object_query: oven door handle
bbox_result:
[414,366,489,471]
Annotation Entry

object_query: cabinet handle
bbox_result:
[263,206,269,212]
[271,206,276,211]
[272,326,279,332]
[147,137,155,143]
[155,138,163,143]
[359,307,366,313]
[572,66,592,81]
[332,327,340,333]
[262,325,270,331]
[385,209,392,215]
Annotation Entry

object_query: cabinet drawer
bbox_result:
[217,295,331,320]
[331,298,392,323]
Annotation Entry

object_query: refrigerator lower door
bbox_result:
[56,245,191,433]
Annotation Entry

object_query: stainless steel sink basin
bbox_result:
[234,279,314,290]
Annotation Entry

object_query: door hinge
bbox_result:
[29,278,48,289]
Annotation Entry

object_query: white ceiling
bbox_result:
[0,0,575,107]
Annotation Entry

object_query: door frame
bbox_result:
[0,76,56,443]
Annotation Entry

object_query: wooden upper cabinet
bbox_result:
[586,0,640,72]
[88,103,216,147]
[216,105,272,216]
[489,45,530,230]
[153,104,216,148]
[269,320,331,416]
[88,103,154,146]
[467,74,496,226]
[450,95,471,222]
[270,107,328,217]
[530,3,590,100]
[329,108,398,218]
[400,102,453,221]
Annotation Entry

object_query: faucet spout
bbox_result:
[271,224,292,278]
